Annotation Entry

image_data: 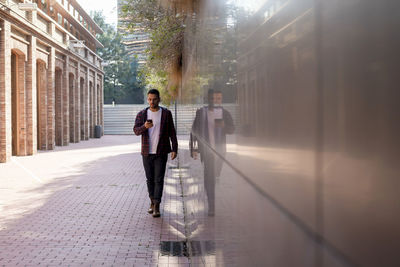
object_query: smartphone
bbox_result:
[146,119,153,123]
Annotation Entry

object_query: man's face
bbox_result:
[213,93,223,105]
[147,93,160,109]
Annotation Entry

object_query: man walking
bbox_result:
[134,89,178,217]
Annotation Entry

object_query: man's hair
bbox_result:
[214,90,222,94]
[147,89,160,98]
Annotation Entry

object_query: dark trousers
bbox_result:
[142,154,168,204]
[203,151,215,213]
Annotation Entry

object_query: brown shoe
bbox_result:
[148,199,154,214]
[153,203,160,217]
[148,203,154,214]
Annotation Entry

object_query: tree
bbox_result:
[91,11,145,104]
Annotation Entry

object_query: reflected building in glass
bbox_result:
[175,0,400,266]
[117,0,151,65]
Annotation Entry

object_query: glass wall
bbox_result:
[177,0,400,266]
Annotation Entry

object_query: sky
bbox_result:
[77,0,118,26]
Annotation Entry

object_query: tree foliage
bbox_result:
[92,11,145,104]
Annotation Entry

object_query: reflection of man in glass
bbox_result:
[190,89,235,216]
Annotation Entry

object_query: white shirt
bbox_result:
[147,108,162,154]
[207,107,223,149]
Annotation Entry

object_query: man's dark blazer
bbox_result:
[133,107,178,156]
[190,106,234,160]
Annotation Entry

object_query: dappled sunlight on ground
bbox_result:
[0,136,142,231]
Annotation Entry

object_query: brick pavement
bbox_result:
[0,135,192,266]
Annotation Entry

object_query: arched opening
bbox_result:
[69,73,75,143]
[11,52,18,155]
[89,81,93,138]
[55,68,63,146]
[36,60,47,150]
[74,74,79,142]
[97,83,100,126]
[80,77,85,140]
[11,50,26,156]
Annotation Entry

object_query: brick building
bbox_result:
[0,0,104,163]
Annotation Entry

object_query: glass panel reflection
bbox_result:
[175,0,400,266]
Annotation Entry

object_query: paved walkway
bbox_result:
[0,136,190,266]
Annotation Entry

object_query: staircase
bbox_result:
[103,105,146,135]
[103,104,238,135]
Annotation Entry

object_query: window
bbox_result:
[64,18,68,29]
[58,13,63,25]
[40,0,47,11]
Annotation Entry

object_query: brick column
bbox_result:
[27,8,38,154]
[63,56,69,145]
[75,66,80,142]
[0,20,11,162]
[26,35,37,155]
[37,61,48,150]
[47,47,55,150]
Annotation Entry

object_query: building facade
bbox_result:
[0,0,104,163]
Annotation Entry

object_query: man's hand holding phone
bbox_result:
[145,119,153,129]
